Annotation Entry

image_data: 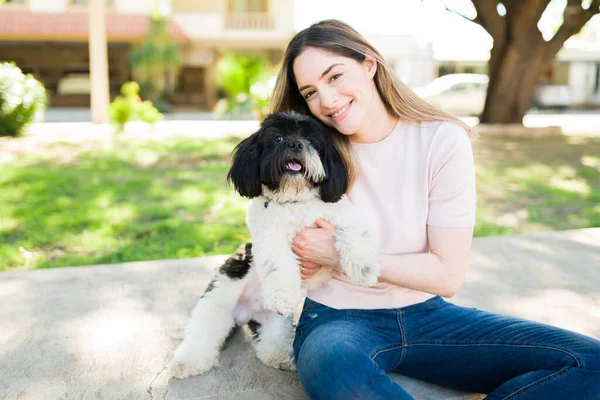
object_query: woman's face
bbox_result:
[292,47,377,137]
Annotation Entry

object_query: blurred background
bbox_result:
[3,0,600,122]
[1,0,600,271]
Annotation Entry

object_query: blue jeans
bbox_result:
[293,296,600,400]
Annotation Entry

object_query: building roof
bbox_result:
[0,11,188,42]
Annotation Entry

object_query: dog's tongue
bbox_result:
[286,161,302,171]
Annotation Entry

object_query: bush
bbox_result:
[0,62,48,137]
[213,52,274,120]
[108,81,163,132]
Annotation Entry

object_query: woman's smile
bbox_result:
[328,100,353,122]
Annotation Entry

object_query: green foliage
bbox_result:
[128,14,181,106]
[108,81,163,132]
[0,62,47,137]
[213,52,274,120]
[0,135,249,271]
[2,133,599,271]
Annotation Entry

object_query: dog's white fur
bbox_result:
[252,185,380,315]
[170,113,379,379]
[171,188,379,379]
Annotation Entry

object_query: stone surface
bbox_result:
[1,228,599,400]
[472,123,563,138]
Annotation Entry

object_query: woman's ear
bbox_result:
[227,132,262,198]
[363,56,377,80]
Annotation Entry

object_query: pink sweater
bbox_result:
[308,120,477,309]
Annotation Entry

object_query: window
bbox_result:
[229,0,266,12]
[449,83,469,93]
[72,0,112,5]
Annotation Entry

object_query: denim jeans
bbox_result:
[293,296,600,400]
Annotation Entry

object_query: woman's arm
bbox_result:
[378,225,473,298]
[293,222,473,298]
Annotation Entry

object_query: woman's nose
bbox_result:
[320,87,338,109]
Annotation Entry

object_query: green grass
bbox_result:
[1,132,599,272]
[473,135,600,237]
[0,134,250,271]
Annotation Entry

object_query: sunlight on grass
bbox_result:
[133,149,160,167]
[581,155,600,170]
[1,133,599,271]
[472,135,600,236]
[549,177,590,195]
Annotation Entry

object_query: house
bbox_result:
[433,36,600,108]
[365,34,435,88]
[0,0,295,109]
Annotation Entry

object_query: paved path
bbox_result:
[39,108,600,135]
[1,228,599,400]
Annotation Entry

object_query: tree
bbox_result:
[128,8,181,107]
[444,1,600,124]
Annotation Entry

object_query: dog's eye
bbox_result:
[305,138,312,144]
[274,136,283,143]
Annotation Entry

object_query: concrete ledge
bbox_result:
[472,123,563,138]
[1,228,599,399]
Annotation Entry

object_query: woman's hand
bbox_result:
[292,219,340,279]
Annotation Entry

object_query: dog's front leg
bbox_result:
[253,237,302,316]
[170,274,247,379]
[333,222,380,287]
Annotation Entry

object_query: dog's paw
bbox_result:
[170,357,215,379]
[342,262,380,288]
[260,353,296,372]
[276,358,297,372]
[262,291,299,316]
[170,344,217,379]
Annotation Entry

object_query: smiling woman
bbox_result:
[267,18,600,400]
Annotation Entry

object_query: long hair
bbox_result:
[269,19,473,189]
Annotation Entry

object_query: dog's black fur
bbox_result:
[227,112,348,203]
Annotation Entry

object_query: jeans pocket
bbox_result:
[302,297,323,311]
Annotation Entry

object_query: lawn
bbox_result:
[1,131,599,271]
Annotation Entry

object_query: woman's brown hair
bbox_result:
[270,19,472,189]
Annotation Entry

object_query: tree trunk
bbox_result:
[481,38,555,124]
[470,0,600,125]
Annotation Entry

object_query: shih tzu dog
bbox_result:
[171,112,379,379]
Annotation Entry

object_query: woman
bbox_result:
[269,19,600,400]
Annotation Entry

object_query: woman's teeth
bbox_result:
[331,102,350,118]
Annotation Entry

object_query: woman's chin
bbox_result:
[334,121,360,137]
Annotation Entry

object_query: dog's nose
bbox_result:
[287,141,303,152]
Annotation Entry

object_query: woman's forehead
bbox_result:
[293,48,350,82]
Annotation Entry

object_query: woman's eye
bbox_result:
[330,73,342,82]
[304,91,315,100]
[274,136,283,143]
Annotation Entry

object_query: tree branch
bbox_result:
[549,0,600,54]
[439,0,483,25]
[509,0,549,39]
[471,0,506,42]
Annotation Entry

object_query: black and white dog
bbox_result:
[171,112,379,379]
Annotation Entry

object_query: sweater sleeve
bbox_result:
[426,123,476,228]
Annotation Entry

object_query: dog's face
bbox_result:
[227,112,348,203]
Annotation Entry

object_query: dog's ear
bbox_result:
[227,132,262,198]
[320,133,349,203]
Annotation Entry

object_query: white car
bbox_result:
[413,73,574,116]
[413,74,489,116]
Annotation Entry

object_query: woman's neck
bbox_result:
[350,91,398,144]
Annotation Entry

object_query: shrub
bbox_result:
[0,62,48,137]
[213,52,274,120]
[108,81,163,132]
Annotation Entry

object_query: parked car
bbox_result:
[531,83,573,109]
[412,74,488,116]
[412,74,573,116]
